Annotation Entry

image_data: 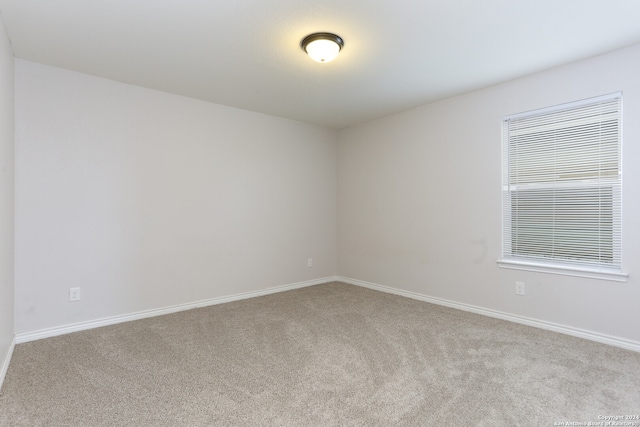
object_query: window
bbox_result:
[499,93,625,281]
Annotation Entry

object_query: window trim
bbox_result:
[497,259,628,282]
[498,93,626,280]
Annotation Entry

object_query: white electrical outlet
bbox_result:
[515,282,525,296]
[307,258,313,268]
[69,287,81,302]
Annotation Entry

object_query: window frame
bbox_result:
[497,93,627,282]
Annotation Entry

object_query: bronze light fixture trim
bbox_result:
[301,32,344,63]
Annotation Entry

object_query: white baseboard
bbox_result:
[338,276,640,353]
[0,335,16,392]
[14,275,639,354]
[15,276,338,344]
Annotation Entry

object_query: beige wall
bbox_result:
[338,44,640,344]
[14,60,337,334]
[0,14,15,383]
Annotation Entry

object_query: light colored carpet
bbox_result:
[1,282,639,426]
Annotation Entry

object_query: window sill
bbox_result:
[497,259,628,282]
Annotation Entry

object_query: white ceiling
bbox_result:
[1,1,640,129]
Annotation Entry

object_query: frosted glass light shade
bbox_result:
[305,39,340,62]
[301,33,344,63]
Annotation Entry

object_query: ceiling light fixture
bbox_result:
[301,32,344,63]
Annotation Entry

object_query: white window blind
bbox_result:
[501,93,622,274]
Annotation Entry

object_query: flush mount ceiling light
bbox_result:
[301,32,344,63]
